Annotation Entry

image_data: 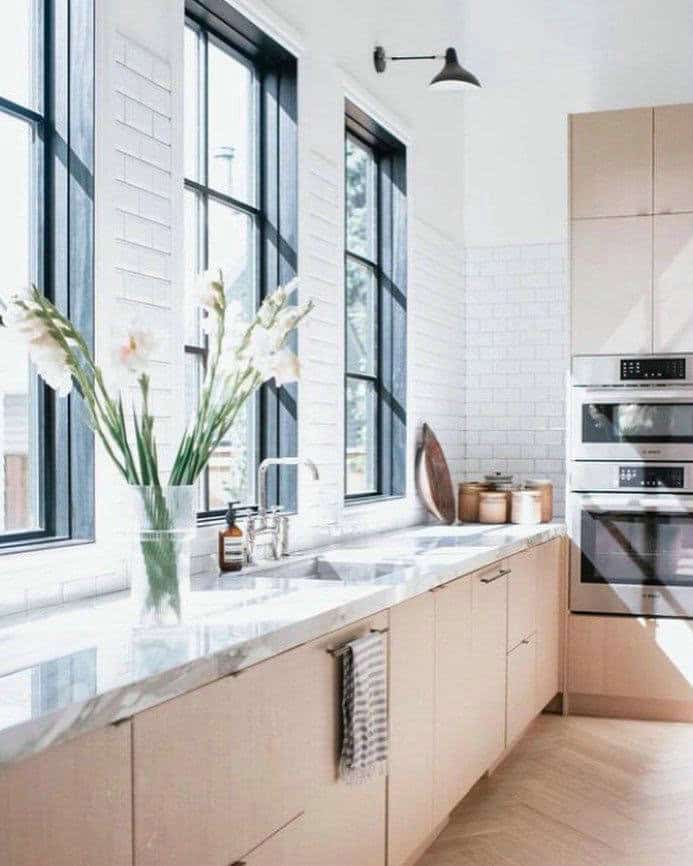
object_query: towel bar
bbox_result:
[326,627,389,657]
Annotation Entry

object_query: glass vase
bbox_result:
[128,485,196,628]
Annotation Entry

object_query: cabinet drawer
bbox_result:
[507,549,537,650]
[506,634,537,746]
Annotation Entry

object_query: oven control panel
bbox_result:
[620,357,686,380]
[618,465,684,488]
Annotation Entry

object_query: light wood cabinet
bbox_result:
[506,633,537,746]
[568,614,693,705]
[507,548,537,651]
[653,213,693,352]
[299,613,388,866]
[388,593,435,866]
[433,575,476,824]
[471,564,509,771]
[535,539,563,711]
[433,562,508,825]
[0,723,132,866]
[570,108,653,219]
[133,643,322,866]
[655,104,693,213]
[571,216,652,355]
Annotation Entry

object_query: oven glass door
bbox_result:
[582,402,693,445]
[581,509,693,587]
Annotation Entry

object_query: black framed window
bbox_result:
[184,1,298,519]
[344,100,407,501]
[0,0,94,550]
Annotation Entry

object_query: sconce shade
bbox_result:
[429,47,481,90]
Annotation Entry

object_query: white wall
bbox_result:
[1,0,469,610]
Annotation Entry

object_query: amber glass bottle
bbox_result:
[218,502,244,573]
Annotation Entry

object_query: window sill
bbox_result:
[0,537,95,557]
[344,493,407,509]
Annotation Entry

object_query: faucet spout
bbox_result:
[257,456,320,515]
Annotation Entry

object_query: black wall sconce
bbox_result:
[373,45,481,91]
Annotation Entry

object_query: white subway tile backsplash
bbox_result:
[463,241,568,517]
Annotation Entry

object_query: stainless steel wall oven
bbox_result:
[569,355,693,618]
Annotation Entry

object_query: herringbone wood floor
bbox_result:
[417,714,693,866]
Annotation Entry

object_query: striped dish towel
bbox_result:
[339,631,388,784]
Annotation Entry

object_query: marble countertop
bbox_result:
[0,521,564,766]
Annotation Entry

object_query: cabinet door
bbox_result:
[133,644,320,866]
[535,539,563,712]
[0,724,132,866]
[300,612,388,866]
[507,549,537,651]
[653,213,693,352]
[571,108,653,219]
[472,564,508,771]
[388,594,435,866]
[655,104,693,214]
[433,576,476,824]
[568,614,693,704]
[571,216,652,355]
[506,634,537,746]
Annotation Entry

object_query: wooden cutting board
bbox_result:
[415,423,456,525]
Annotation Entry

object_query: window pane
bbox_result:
[0,112,40,534]
[207,38,256,204]
[183,188,202,346]
[207,398,257,511]
[184,24,200,182]
[0,1,40,110]
[184,351,205,512]
[208,199,256,317]
[346,135,377,260]
[346,258,377,375]
[346,378,377,496]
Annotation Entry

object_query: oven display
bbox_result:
[620,357,686,380]
[618,466,684,489]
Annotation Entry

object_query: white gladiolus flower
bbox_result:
[114,326,156,375]
[1,288,73,396]
[271,347,300,386]
[195,268,225,312]
[30,332,74,396]
[274,301,311,337]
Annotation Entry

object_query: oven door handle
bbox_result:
[584,500,693,514]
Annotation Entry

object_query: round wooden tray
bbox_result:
[415,423,456,525]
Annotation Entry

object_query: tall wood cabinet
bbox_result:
[570,108,652,219]
[0,724,132,866]
[570,102,693,355]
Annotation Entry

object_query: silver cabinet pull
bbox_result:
[480,567,511,584]
[521,637,532,645]
[326,627,389,657]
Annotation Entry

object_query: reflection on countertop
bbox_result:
[0,521,564,766]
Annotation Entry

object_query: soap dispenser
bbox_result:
[218,501,245,573]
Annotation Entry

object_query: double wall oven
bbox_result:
[569,355,693,618]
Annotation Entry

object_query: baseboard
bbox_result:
[569,692,693,723]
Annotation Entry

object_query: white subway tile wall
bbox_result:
[463,243,569,517]
[112,33,178,475]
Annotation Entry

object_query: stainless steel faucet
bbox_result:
[246,457,320,562]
